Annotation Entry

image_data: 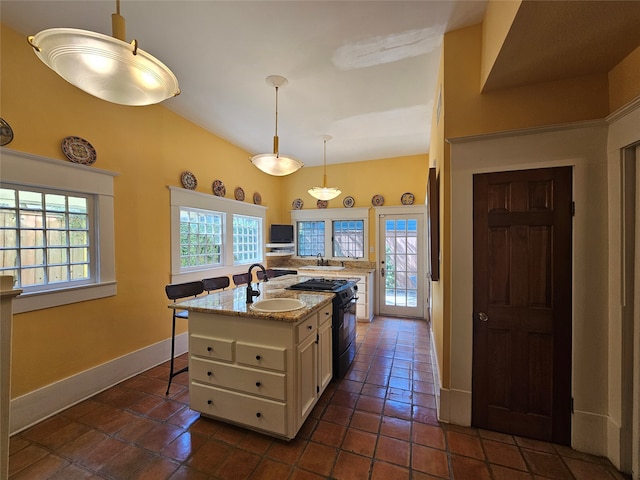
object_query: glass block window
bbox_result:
[332,220,364,258]
[297,221,325,256]
[179,207,223,269]
[233,215,262,264]
[0,186,93,290]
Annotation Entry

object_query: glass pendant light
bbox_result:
[250,75,303,176]
[27,0,180,106]
[308,135,341,201]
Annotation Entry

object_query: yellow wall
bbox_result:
[1,23,428,398]
[283,155,429,262]
[609,45,640,112]
[1,23,283,397]
[428,47,447,388]
[480,0,521,89]
[432,21,620,397]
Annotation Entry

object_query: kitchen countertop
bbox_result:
[168,274,348,322]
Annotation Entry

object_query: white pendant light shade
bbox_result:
[308,186,342,201]
[250,153,304,177]
[308,135,341,201]
[28,3,179,106]
[250,75,303,176]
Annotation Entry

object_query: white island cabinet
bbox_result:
[187,300,332,440]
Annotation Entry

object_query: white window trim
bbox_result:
[291,207,370,261]
[169,186,267,283]
[0,148,118,313]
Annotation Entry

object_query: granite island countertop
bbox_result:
[168,274,348,322]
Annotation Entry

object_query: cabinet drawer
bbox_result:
[236,343,286,372]
[296,315,316,343]
[356,303,367,319]
[318,304,332,324]
[190,335,234,361]
[191,357,286,401]
[191,382,287,436]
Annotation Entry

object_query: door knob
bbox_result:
[380,267,385,276]
[478,312,489,322]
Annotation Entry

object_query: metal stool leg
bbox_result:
[166,312,190,395]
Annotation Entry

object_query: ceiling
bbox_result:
[2,1,640,167]
[1,0,487,166]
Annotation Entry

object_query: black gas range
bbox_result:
[287,278,358,380]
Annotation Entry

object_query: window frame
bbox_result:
[291,207,369,262]
[0,148,117,314]
[169,187,267,283]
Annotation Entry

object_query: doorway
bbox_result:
[378,212,425,318]
[472,166,573,445]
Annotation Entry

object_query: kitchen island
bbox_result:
[169,275,335,440]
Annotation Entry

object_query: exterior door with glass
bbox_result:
[378,213,424,318]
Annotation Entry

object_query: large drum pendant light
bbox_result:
[27,0,180,106]
[250,75,303,176]
[308,135,341,201]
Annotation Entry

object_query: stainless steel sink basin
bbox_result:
[298,265,345,271]
[250,298,306,312]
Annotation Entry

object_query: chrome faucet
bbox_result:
[246,263,268,304]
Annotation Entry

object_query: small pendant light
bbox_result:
[308,135,341,201]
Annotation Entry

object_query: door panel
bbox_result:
[472,167,572,445]
[378,214,424,318]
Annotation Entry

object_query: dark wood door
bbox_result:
[472,167,572,445]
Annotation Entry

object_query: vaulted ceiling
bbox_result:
[2,1,639,166]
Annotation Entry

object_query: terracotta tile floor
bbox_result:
[9,317,630,479]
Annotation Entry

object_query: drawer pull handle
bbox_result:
[256,381,261,387]
[207,347,212,352]
[307,325,313,330]
[325,311,330,315]
[256,412,261,418]
[256,355,261,360]
[207,400,213,405]
[207,371,212,377]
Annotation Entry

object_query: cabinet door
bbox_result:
[297,333,317,422]
[318,319,333,391]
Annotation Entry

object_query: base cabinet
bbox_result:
[188,304,332,440]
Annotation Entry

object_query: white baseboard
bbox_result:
[10,333,188,434]
[571,409,608,457]
[438,387,472,426]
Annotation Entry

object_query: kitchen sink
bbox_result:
[250,298,306,312]
[298,265,345,271]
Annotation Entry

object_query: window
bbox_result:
[233,215,262,264]
[332,220,364,258]
[297,221,325,256]
[0,149,117,313]
[170,187,266,283]
[291,208,369,261]
[0,186,94,290]
[179,208,223,269]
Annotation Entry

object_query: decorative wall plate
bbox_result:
[61,136,96,165]
[317,199,328,209]
[253,192,262,205]
[180,171,197,190]
[401,192,415,205]
[0,118,14,146]
[212,179,226,196]
[371,194,384,206]
[292,198,303,210]
[234,187,245,201]
[343,196,355,208]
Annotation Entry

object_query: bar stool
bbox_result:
[232,273,250,286]
[165,280,204,395]
[202,276,230,292]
